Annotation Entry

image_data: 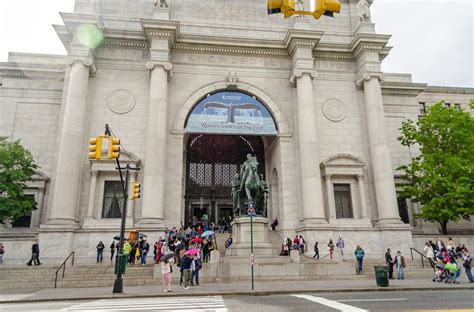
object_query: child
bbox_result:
[328,239,335,260]
[161,258,173,293]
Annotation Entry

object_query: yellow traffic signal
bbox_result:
[267,0,295,18]
[130,183,141,200]
[107,137,120,159]
[88,137,102,160]
[314,0,341,19]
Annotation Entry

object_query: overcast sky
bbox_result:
[0,0,472,87]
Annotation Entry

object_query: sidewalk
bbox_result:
[0,278,472,304]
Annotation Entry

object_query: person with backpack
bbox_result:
[191,254,202,286]
[462,250,473,283]
[180,254,193,289]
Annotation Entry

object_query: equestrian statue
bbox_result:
[232,154,269,217]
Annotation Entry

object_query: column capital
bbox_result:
[290,67,317,85]
[67,55,97,74]
[91,170,99,177]
[355,72,384,89]
[324,174,333,180]
[146,61,173,80]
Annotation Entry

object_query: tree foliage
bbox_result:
[397,101,474,234]
[0,137,38,223]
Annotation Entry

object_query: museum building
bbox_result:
[0,0,473,263]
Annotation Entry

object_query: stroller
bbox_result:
[433,263,447,282]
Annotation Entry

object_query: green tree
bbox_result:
[397,101,474,234]
[0,137,38,223]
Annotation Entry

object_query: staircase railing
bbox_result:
[54,251,75,288]
[409,247,435,271]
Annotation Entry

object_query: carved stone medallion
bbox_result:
[107,89,135,114]
[322,99,347,122]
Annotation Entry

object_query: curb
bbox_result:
[0,286,472,304]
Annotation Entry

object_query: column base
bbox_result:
[298,218,332,231]
[43,218,78,230]
[375,218,408,229]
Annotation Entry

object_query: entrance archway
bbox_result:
[183,90,278,226]
[185,134,265,225]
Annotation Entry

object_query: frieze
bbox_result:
[0,70,64,81]
[322,99,347,122]
[171,52,289,68]
[316,60,354,72]
[173,43,288,57]
[96,48,149,60]
[101,39,150,50]
[107,89,136,114]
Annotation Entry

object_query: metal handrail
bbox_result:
[54,251,75,288]
[410,247,434,271]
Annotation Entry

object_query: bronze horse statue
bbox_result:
[232,154,268,217]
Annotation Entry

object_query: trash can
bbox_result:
[374,266,389,287]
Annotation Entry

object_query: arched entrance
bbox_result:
[183,90,278,226]
[185,134,265,225]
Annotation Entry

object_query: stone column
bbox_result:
[138,62,172,229]
[293,72,327,224]
[356,174,368,219]
[48,59,94,226]
[357,74,400,225]
[86,171,98,218]
[324,175,336,220]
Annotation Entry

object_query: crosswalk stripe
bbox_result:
[293,294,368,312]
[63,296,227,311]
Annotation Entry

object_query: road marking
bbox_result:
[338,298,407,302]
[293,294,368,312]
[64,296,227,311]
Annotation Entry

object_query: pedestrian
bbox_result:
[313,241,319,259]
[286,238,292,256]
[161,258,173,293]
[202,240,210,263]
[424,241,435,268]
[225,235,233,249]
[385,248,394,279]
[0,243,4,264]
[96,241,105,263]
[395,250,406,280]
[141,239,150,265]
[336,235,345,261]
[271,218,278,231]
[123,239,131,261]
[462,250,473,283]
[354,245,365,273]
[27,239,41,266]
[293,235,300,251]
[180,254,193,289]
[110,241,116,262]
[191,254,202,286]
[299,235,306,254]
[328,239,335,260]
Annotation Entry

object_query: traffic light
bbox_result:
[130,183,141,200]
[88,137,102,160]
[107,136,120,159]
[313,0,341,19]
[267,0,295,18]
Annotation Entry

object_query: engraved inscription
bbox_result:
[171,53,288,68]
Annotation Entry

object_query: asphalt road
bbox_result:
[0,290,473,311]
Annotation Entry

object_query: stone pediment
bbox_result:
[320,154,365,177]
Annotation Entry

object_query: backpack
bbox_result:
[195,258,202,270]
[0,246,4,254]
[463,257,472,268]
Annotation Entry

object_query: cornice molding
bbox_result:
[314,51,354,61]
[173,43,288,57]
[101,38,150,50]
[0,64,65,81]
[284,29,323,55]
[141,19,180,48]
[350,32,391,60]
[381,81,428,97]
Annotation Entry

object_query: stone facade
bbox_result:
[0,0,473,264]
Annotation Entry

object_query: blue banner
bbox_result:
[185,92,278,135]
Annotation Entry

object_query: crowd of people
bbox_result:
[423,237,473,284]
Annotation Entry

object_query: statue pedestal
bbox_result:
[225,216,274,256]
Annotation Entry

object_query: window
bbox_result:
[444,102,451,108]
[397,197,410,224]
[102,181,124,218]
[12,195,35,227]
[334,183,353,218]
[418,102,426,116]
[454,103,461,111]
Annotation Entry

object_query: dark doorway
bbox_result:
[185,134,265,225]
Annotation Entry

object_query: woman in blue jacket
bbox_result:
[354,245,365,273]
